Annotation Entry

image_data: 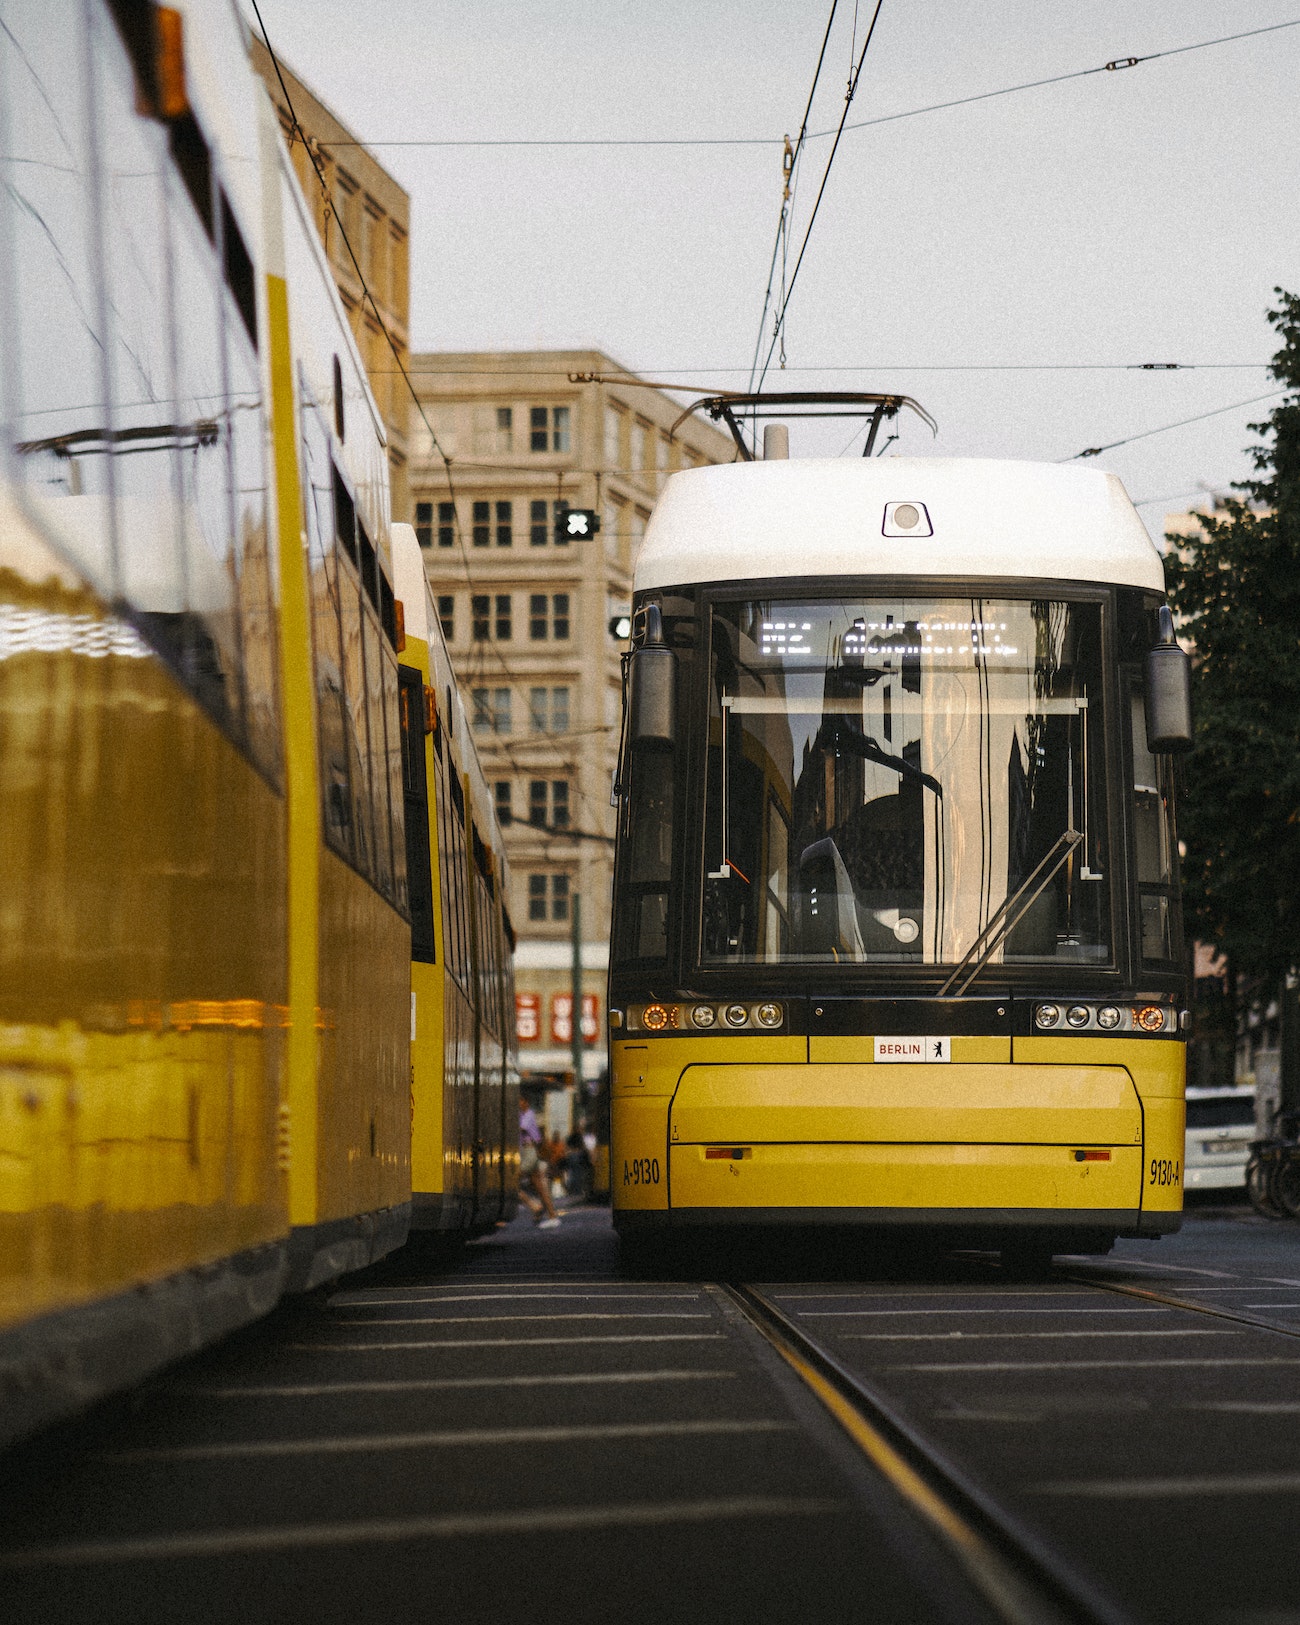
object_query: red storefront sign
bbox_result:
[515,993,540,1042]
[551,993,601,1045]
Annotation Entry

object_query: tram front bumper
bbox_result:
[612,1057,1183,1237]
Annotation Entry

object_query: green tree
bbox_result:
[1165,288,1300,986]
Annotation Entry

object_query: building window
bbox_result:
[437,594,455,641]
[473,687,512,734]
[495,593,512,641]
[437,501,455,547]
[529,685,570,734]
[528,779,548,828]
[529,405,571,453]
[495,499,512,547]
[528,873,570,923]
[656,433,669,477]
[605,405,624,469]
[529,498,567,546]
[496,406,513,452]
[494,780,513,826]
[530,498,548,547]
[529,780,570,830]
[632,419,649,475]
[415,500,433,548]
[472,594,490,641]
[529,594,570,641]
[472,500,490,547]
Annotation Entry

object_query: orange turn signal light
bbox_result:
[1134,1005,1166,1033]
[706,1147,752,1160]
[1072,1149,1112,1162]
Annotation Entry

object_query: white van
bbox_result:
[1184,1086,1256,1191]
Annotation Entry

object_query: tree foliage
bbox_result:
[1164,289,1300,984]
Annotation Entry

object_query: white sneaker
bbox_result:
[537,1216,562,1230]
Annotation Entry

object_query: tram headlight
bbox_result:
[1097,1006,1121,1030]
[1035,1003,1061,1028]
[642,1004,670,1031]
[1066,1005,1090,1028]
[723,1003,749,1028]
[691,1003,716,1028]
[1134,1005,1166,1033]
[754,1002,783,1029]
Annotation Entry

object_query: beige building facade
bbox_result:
[249,39,412,519]
[408,351,734,1082]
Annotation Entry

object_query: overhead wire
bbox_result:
[250,2,610,832]
[746,0,840,397]
[1061,390,1285,461]
[322,19,1300,150]
[755,0,886,396]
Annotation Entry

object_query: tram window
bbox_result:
[339,561,374,875]
[382,641,407,912]
[223,253,278,778]
[220,192,257,349]
[362,607,395,898]
[165,161,244,736]
[700,597,1111,970]
[303,404,353,862]
[1131,691,1179,964]
[399,667,435,961]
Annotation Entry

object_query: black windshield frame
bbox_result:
[610,574,1185,1002]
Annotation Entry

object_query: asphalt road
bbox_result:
[1,1198,1297,1625]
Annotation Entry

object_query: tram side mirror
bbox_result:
[1145,605,1193,753]
[628,603,676,747]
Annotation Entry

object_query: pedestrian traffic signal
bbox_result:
[556,507,601,541]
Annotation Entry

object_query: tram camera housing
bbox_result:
[628,603,676,746]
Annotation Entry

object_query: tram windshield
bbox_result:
[702,597,1110,969]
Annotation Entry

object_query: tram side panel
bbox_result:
[0,2,291,1441]
[273,140,411,1284]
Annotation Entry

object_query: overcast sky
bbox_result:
[246,0,1300,541]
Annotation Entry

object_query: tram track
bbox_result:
[724,1283,1135,1625]
[1061,1269,1300,1342]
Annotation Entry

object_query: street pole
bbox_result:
[570,891,583,1096]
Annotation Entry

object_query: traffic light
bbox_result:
[556,506,601,541]
[608,614,632,640]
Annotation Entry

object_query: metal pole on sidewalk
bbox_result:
[570,891,583,1092]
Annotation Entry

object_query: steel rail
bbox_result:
[723,1283,1135,1625]
[1062,1270,1300,1342]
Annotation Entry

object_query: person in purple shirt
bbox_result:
[519,1100,561,1228]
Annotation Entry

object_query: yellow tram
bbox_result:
[0,0,514,1447]
[609,407,1190,1261]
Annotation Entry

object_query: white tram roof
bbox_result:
[635,457,1166,594]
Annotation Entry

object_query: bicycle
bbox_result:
[1245,1110,1300,1220]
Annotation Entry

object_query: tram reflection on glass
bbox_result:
[608,415,1191,1263]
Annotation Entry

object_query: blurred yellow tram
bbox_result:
[0,0,514,1447]
[609,407,1190,1260]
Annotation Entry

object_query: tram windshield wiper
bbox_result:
[937,829,1083,998]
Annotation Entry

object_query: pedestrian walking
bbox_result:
[519,1098,561,1228]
